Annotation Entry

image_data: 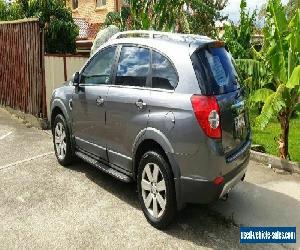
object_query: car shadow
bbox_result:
[68,160,300,249]
[68,160,140,209]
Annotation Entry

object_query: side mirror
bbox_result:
[73,72,80,87]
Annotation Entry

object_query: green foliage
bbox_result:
[222,0,256,59]
[0,0,78,54]
[105,0,228,37]
[240,0,300,159]
[249,88,275,105]
[286,0,300,20]
[255,84,287,129]
[287,65,300,90]
[104,6,130,31]
[242,3,300,123]
[259,1,300,23]
[235,59,270,90]
[105,0,180,31]
[0,0,8,20]
[186,0,228,37]
[250,110,300,162]
[0,0,22,20]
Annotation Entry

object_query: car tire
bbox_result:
[137,150,177,229]
[53,114,74,166]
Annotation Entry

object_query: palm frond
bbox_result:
[255,84,287,129]
[249,88,275,106]
[286,65,300,91]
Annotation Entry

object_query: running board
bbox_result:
[75,151,132,183]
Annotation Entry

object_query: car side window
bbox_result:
[80,46,116,85]
[152,51,178,90]
[115,46,150,87]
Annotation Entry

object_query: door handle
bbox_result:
[69,99,73,110]
[96,96,104,106]
[135,99,147,109]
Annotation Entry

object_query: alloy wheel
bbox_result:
[141,163,167,219]
[54,122,67,160]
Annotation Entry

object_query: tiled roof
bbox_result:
[74,18,102,40]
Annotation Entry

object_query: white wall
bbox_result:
[66,57,88,79]
[45,55,88,119]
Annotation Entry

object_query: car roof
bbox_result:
[104,30,216,56]
[88,30,210,94]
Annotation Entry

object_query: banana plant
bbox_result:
[223,0,256,59]
[105,0,227,35]
[248,0,300,159]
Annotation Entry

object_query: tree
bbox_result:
[256,0,299,22]
[286,0,300,20]
[222,0,256,59]
[0,0,78,54]
[0,0,21,20]
[246,0,300,159]
[105,0,228,37]
[186,0,228,37]
[258,3,267,20]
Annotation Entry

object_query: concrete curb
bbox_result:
[250,150,300,174]
[0,106,49,130]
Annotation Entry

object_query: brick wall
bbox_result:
[66,0,121,24]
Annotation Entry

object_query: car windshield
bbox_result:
[193,47,240,95]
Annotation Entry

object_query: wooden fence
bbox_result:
[0,18,47,118]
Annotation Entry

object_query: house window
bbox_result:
[72,0,78,9]
[96,0,106,7]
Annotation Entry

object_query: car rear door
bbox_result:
[191,46,251,173]
[105,45,151,173]
[72,46,117,161]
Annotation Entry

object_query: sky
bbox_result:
[223,0,289,22]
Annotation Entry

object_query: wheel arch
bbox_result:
[50,99,70,130]
[132,128,180,181]
[51,99,76,158]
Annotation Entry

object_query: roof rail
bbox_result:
[110,30,211,43]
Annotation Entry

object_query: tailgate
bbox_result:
[217,89,251,157]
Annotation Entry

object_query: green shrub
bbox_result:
[222,0,256,59]
[0,0,79,54]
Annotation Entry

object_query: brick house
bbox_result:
[66,0,128,52]
[66,0,125,24]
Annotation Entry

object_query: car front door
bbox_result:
[105,45,151,172]
[72,46,117,161]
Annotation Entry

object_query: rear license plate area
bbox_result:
[234,113,246,138]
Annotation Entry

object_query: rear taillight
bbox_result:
[191,95,221,139]
[213,176,224,186]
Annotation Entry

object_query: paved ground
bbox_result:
[0,107,299,249]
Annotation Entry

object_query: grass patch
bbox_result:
[250,110,300,163]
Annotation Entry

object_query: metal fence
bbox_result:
[0,18,47,118]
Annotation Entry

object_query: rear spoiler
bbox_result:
[189,40,226,55]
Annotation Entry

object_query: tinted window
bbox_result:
[192,47,240,95]
[115,46,150,87]
[152,51,178,90]
[80,46,116,85]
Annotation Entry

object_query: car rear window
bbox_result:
[191,47,240,95]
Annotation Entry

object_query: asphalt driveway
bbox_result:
[0,108,299,249]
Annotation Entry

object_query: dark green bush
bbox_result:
[0,0,79,54]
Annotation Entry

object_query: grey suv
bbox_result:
[50,31,251,229]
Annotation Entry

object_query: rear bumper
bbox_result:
[178,153,249,205]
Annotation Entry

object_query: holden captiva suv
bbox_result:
[50,31,251,229]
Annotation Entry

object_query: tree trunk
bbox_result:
[278,112,290,160]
